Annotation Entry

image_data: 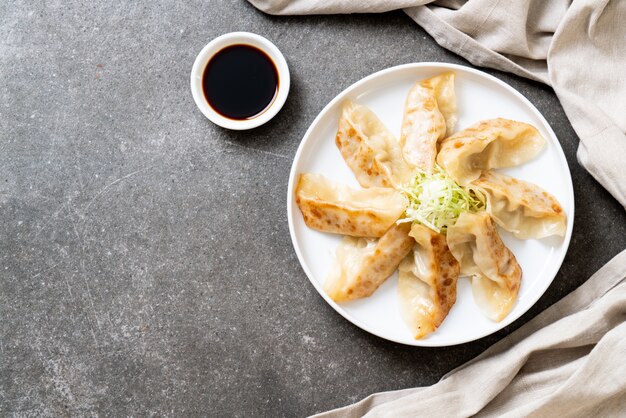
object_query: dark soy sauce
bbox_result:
[202,44,279,120]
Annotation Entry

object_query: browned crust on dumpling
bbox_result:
[331,222,414,302]
[335,117,394,188]
[420,71,457,136]
[428,233,460,333]
[295,174,407,238]
[481,215,522,288]
[400,79,447,172]
[296,196,388,237]
[403,225,460,339]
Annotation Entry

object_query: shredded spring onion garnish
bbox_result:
[397,166,485,233]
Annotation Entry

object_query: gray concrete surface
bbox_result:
[1,1,625,416]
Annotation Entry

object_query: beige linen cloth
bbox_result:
[248,0,626,416]
[250,0,626,208]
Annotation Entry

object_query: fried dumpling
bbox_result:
[295,173,408,237]
[470,171,566,239]
[437,118,546,185]
[398,224,460,339]
[400,72,456,172]
[335,101,414,188]
[447,212,522,321]
[324,223,414,302]
[421,71,457,136]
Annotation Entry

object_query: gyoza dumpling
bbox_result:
[335,101,414,188]
[400,72,456,172]
[325,223,414,302]
[447,212,522,321]
[470,171,566,239]
[421,71,457,136]
[398,224,460,339]
[437,118,546,185]
[295,173,407,237]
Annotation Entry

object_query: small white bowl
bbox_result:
[190,32,290,130]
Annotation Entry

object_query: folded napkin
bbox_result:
[311,249,626,417]
[249,0,626,208]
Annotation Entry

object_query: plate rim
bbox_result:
[286,62,575,347]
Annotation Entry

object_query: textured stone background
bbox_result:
[1,1,625,416]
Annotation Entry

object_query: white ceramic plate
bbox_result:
[287,63,574,347]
